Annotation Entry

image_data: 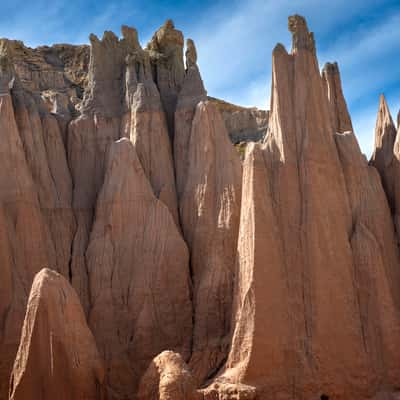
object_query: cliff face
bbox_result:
[0,14,399,400]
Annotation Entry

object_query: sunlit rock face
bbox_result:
[9,268,105,400]
[0,13,399,400]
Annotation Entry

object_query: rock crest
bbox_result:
[0,13,399,400]
[9,269,104,400]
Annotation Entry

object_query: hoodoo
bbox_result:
[9,269,104,400]
[0,12,398,400]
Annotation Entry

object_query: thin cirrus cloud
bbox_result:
[0,0,398,155]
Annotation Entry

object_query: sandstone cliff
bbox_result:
[0,13,398,400]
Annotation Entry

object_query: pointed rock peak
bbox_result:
[185,38,197,69]
[273,42,289,55]
[147,18,184,53]
[9,268,105,400]
[288,14,315,54]
[0,40,15,93]
[177,38,206,109]
[121,25,140,49]
[322,61,353,133]
[165,19,175,29]
[397,109,400,130]
[322,61,339,75]
[377,94,396,133]
[371,94,397,169]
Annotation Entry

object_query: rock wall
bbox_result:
[0,14,399,400]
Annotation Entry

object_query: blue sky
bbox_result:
[1,0,399,156]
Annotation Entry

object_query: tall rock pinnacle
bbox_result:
[174,38,207,198]
[322,61,353,133]
[147,19,185,140]
[86,138,192,398]
[210,14,400,399]
[179,101,242,384]
[9,269,105,400]
[0,12,399,400]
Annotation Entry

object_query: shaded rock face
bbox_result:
[0,41,72,400]
[9,269,104,400]
[210,97,269,144]
[322,61,353,133]
[0,13,399,400]
[370,96,400,237]
[179,101,242,384]
[147,20,185,140]
[174,39,207,198]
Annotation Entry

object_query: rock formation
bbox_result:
[122,34,179,223]
[86,138,192,398]
[178,101,242,384]
[0,41,59,400]
[174,38,207,198]
[211,14,400,400]
[210,97,269,143]
[9,269,104,400]
[370,95,400,239]
[322,61,353,133]
[0,12,399,400]
[137,351,200,400]
[147,20,185,140]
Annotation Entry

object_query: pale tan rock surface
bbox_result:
[86,138,192,399]
[211,15,400,400]
[174,38,207,198]
[9,269,104,400]
[137,351,200,400]
[179,101,242,384]
[67,26,138,311]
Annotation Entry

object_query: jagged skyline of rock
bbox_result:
[1,0,399,157]
[0,11,400,400]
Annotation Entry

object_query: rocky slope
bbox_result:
[0,14,399,400]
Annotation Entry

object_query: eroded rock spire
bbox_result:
[322,61,353,133]
[9,269,105,400]
[288,14,315,53]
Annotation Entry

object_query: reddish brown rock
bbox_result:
[122,34,179,223]
[11,80,75,280]
[86,138,192,399]
[0,43,58,400]
[147,20,185,139]
[1,13,400,400]
[211,15,400,400]
[174,38,207,198]
[137,351,200,400]
[179,101,242,384]
[9,269,104,400]
[67,26,138,311]
[370,95,400,239]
